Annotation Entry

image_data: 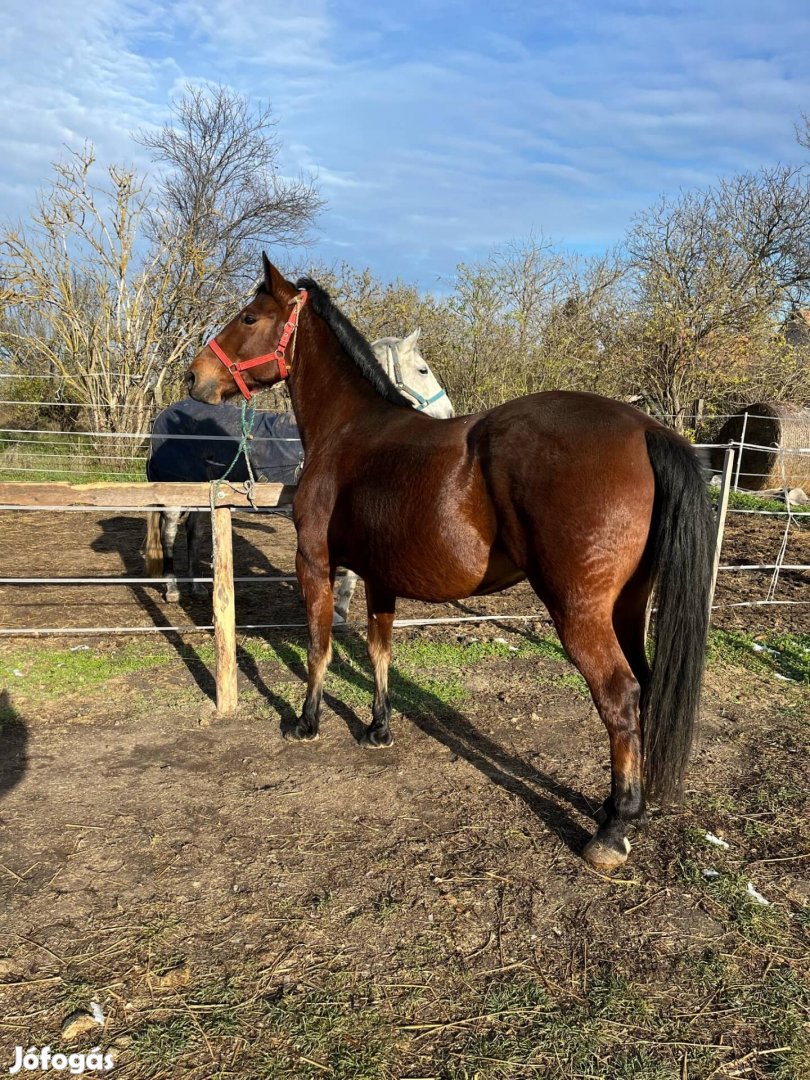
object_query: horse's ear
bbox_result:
[403,327,421,348]
[261,253,295,300]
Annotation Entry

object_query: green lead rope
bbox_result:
[212,398,259,514]
[221,397,258,484]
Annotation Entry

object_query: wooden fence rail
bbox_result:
[0,480,295,511]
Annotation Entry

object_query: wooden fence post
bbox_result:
[211,498,238,714]
[709,445,735,616]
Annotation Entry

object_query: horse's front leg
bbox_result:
[285,538,334,742]
[362,583,396,749]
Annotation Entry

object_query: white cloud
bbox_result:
[0,0,808,284]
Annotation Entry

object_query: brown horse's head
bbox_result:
[185,254,301,404]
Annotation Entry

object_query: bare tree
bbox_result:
[626,167,810,428]
[435,239,627,412]
[138,84,322,363]
[0,87,321,449]
[0,148,182,447]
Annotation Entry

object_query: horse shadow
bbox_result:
[0,690,29,806]
[90,512,591,853]
[238,628,594,856]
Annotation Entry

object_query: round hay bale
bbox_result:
[710,403,810,491]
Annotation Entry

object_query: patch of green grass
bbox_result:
[260,976,396,1079]
[751,774,807,813]
[445,974,677,1079]
[238,630,569,673]
[0,621,590,722]
[0,429,147,483]
[724,489,796,514]
[394,631,569,668]
[757,969,810,1079]
[113,952,810,1079]
[0,690,20,727]
[679,857,788,946]
[0,641,176,703]
[130,1017,195,1073]
[236,636,306,668]
[709,629,810,685]
[332,638,470,713]
[684,954,810,1080]
[58,979,104,1016]
[326,631,582,712]
[187,979,244,1038]
[150,954,187,979]
[39,938,810,1080]
[444,961,810,1079]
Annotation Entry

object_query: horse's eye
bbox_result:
[242,313,257,325]
[418,367,429,375]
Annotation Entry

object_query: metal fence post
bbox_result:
[710,445,735,616]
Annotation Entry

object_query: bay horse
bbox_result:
[145,333,453,609]
[186,255,714,872]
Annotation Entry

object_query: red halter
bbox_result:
[208,290,308,402]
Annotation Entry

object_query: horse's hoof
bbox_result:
[360,727,394,749]
[282,723,320,743]
[165,590,180,604]
[191,584,209,599]
[582,834,631,873]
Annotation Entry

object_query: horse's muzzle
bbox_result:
[186,370,222,404]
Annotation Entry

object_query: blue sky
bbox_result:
[1,0,808,287]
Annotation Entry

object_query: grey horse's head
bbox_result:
[371,329,455,418]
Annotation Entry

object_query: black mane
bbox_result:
[295,277,412,407]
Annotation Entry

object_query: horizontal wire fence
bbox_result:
[0,390,807,636]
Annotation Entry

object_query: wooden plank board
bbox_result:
[0,481,295,510]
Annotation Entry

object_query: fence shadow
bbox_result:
[90,512,299,700]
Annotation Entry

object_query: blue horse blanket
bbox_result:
[147,398,303,484]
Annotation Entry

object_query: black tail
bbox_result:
[642,429,715,801]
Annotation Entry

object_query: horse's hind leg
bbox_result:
[552,604,645,871]
[613,576,652,696]
[362,583,396,749]
[593,577,654,830]
[160,511,184,603]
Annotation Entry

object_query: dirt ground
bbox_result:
[0,509,808,1078]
